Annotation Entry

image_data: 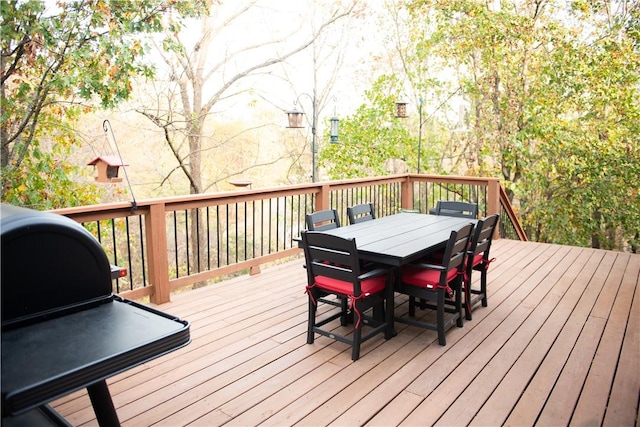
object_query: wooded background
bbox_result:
[2,0,638,251]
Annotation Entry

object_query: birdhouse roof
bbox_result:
[87,155,128,167]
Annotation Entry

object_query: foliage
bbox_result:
[326,0,639,252]
[1,109,101,209]
[0,0,205,208]
[138,1,358,195]
[320,75,413,177]
[514,18,640,249]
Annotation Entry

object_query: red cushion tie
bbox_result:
[484,257,496,270]
[349,293,369,329]
[424,282,454,299]
[305,283,369,328]
[457,269,468,293]
[464,257,496,286]
[307,273,386,329]
[444,284,454,299]
[463,257,496,314]
[305,283,318,306]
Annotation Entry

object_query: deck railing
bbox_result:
[53,174,524,304]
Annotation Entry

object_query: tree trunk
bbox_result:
[591,210,601,249]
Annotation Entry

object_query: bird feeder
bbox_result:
[330,117,339,143]
[87,155,128,183]
[395,100,409,118]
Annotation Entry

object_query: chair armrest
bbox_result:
[358,267,390,280]
[409,262,446,271]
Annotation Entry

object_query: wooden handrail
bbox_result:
[500,185,528,241]
[51,173,524,303]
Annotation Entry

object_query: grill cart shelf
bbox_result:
[1,204,190,426]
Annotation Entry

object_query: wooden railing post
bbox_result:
[145,202,171,304]
[401,177,414,211]
[487,178,501,216]
[487,178,502,240]
[315,183,331,212]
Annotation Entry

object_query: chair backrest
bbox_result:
[347,203,376,225]
[468,214,500,261]
[301,231,363,296]
[306,209,341,231]
[440,223,475,276]
[435,201,478,219]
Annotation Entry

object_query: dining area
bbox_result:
[299,201,500,361]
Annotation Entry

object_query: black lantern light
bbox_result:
[284,94,341,182]
[286,107,304,129]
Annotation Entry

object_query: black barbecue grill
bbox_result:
[1,204,191,426]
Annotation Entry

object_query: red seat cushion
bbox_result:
[402,265,458,289]
[314,274,387,296]
[469,253,484,268]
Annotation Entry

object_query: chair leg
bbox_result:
[307,297,316,344]
[481,270,488,307]
[454,280,463,327]
[409,296,416,317]
[385,283,394,339]
[372,297,386,322]
[464,280,473,321]
[352,315,362,361]
[436,290,446,346]
[340,297,349,326]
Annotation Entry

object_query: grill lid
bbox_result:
[1,204,112,325]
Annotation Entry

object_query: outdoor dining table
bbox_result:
[319,212,475,267]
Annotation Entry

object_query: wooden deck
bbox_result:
[52,240,640,426]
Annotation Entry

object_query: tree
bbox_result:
[513,1,640,249]
[132,0,360,279]
[320,75,412,178]
[324,0,639,251]
[138,0,359,194]
[412,0,640,251]
[0,0,204,208]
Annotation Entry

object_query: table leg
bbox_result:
[389,268,399,337]
[87,380,120,427]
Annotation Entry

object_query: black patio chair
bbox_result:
[347,203,376,225]
[395,223,474,346]
[306,209,341,231]
[435,201,478,219]
[305,209,347,317]
[301,231,393,361]
[463,214,500,320]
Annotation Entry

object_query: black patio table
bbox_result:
[320,212,475,267]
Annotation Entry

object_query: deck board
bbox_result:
[50,240,640,426]
[566,252,637,426]
[604,253,640,426]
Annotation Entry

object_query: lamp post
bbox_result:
[286,93,339,182]
[395,97,424,174]
[417,98,424,174]
[396,88,462,174]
